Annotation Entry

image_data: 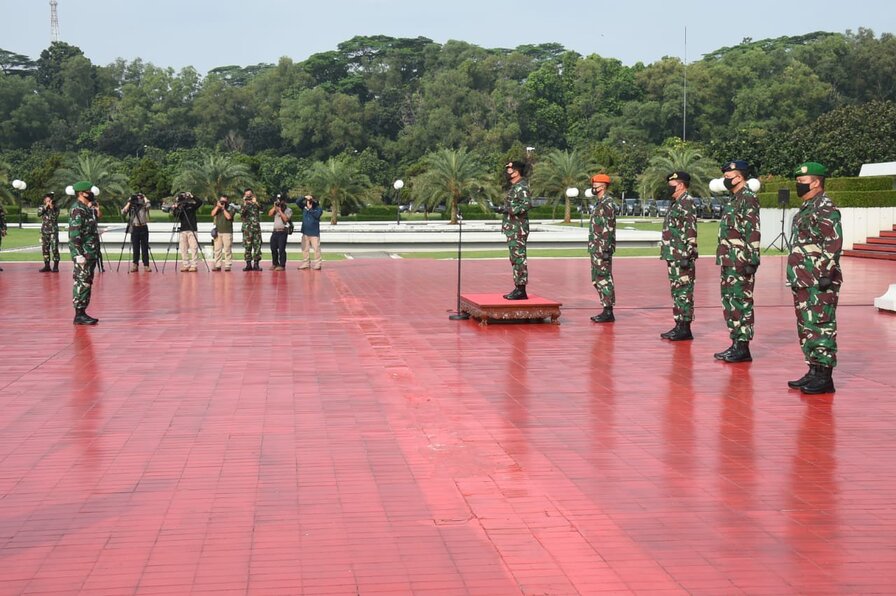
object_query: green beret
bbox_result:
[73,180,93,192]
[794,162,827,177]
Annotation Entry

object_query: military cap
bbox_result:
[72,180,93,192]
[794,162,827,177]
[666,171,691,183]
[721,160,750,173]
[506,160,527,173]
[591,173,611,184]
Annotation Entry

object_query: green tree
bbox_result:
[304,156,376,224]
[637,142,719,199]
[0,160,16,206]
[411,147,495,224]
[170,153,256,200]
[530,149,595,222]
[52,153,130,209]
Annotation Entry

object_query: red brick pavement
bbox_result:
[0,256,894,594]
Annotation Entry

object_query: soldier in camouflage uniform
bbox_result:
[588,173,616,322]
[0,203,6,272]
[501,161,532,300]
[69,181,100,325]
[660,172,698,340]
[714,160,761,363]
[241,188,263,271]
[37,192,61,273]
[786,162,842,395]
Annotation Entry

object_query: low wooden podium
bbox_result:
[459,293,562,326]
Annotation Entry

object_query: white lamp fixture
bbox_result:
[584,188,594,199]
[91,186,100,196]
[393,179,404,190]
[746,178,761,193]
[708,178,726,193]
[565,187,579,198]
[12,179,27,191]
[65,185,75,196]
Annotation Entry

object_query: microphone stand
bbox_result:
[448,212,470,320]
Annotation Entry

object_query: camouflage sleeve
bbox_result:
[815,205,842,280]
[742,196,761,265]
[685,204,698,258]
[69,207,84,257]
[606,203,616,254]
[508,185,531,215]
[0,206,6,232]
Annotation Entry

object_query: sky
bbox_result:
[3,0,896,73]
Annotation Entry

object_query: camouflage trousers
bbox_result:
[506,231,528,285]
[720,266,754,341]
[590,253,615,307]
[72,259,96,310]
[42,231,60,262]
[243,225,262,261]
[792,286,838,367]
[666,261,695,322]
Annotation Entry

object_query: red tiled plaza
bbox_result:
[1,255,895,594]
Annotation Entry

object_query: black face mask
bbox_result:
[723,177,737,191]
[796,183,812,198]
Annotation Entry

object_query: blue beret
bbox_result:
[721,160,750,173]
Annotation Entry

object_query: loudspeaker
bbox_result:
[777,188,790,208]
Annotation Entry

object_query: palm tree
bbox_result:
[53,153,131,210]
[411,148,496,225]
[530,149,596,223]
[0,161,16,206]
[304,157,376,225]
[171,153,255,201]
[637,144,719,200]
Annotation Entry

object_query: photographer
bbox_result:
[298,194,323,270]
[121,193,151,272]
[240,189,262,271]
[211,194,236,271]
[37,192,61,272]
[267,193,293,271]
[166,192,202,272]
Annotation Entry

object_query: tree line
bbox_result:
[2,29,896,218]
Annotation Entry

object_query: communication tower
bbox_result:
[50,0,61,43]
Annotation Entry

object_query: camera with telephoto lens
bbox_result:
[271,192,289,209]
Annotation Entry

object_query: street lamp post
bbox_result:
[393,179,404,225]
[12,179,27,228]
[566,186,579,228]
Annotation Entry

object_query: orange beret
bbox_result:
[591,173,611,184]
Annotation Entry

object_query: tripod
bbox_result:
[765,189,791,253]
[161,225,211,273]
[116,217,159,273]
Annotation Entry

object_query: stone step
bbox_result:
[843,249,896,261]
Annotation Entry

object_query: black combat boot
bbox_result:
[714,342,736,360]
[73,309,98,325]
[788,364,817,389]
[801,366,835,394]
[660,322,681,339]
[722,340,752,363]
[253,260,262,271]
[39,260,51,272]
[503,285,527,300]
[667,321,693,341]
[243,261,253,271]
[52,260,59,272]
[590,307,615,323]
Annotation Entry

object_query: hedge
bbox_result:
[761,175,893,193]
[440,205,497,220]
[757,190,896,208]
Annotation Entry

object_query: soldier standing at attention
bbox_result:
[241,188,263,271]
[786,162,842,394]
[37,193,61,272]
[69,181,100,325]
[660,172,698,340]
[588,173,617,323]
[714,160,761,362]
[501,161,532,300]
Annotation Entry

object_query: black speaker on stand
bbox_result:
[765,188,791,252]
[449,213,471,321]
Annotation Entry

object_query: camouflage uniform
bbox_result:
[0,205,6,270]
[715,187,761,341]
[37,204,61,263]
[660,192,698,321]
[786,192,842,367]
[502,179,532,286]
[69,200,100,310]
[241,201,263,262]
[588,194,617,307]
